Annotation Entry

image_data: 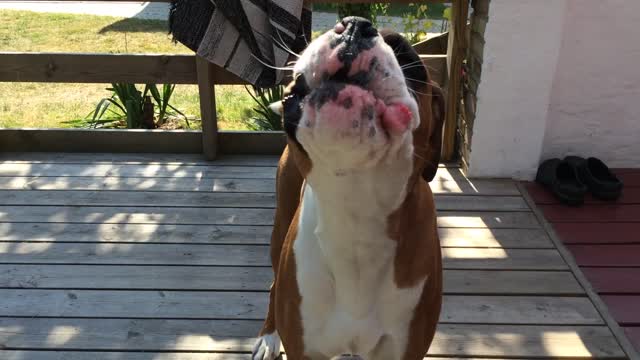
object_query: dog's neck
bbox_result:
[305,156,413,222]
[297,157,414,316]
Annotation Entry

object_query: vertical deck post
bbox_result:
[442,0,469,161]
[196,55,218,160]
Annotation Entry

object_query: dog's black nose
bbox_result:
[341,16,378,38]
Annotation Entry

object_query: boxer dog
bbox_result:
[252,16,445,360]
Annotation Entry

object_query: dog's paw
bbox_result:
[252,332,282,360]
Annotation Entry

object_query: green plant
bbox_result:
[333,4,389,26]
[317,3,440,44]
[441,7,452,32]
[148,84,188,127]
[243,85,284,131]
[401,3,434,44]
[88,83,187,129]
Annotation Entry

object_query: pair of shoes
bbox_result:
[535,156,623,206]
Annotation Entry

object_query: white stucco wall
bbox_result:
[468,0,640,179]
[467,0,567,179]
[541,0,640,168]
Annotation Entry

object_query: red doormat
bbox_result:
[524,168,640,353]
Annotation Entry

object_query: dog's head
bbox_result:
[274,17,445,189]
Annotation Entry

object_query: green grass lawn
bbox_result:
[0,10,255,130]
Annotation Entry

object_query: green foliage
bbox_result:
[335,4,372,20]
[314,4,447,19]
[314,3,446,44]
[333,4,389,26]
[400,3,434,44]
[443,7,452,21]
[87,83,188,129]
[243,85,284,131]
[148,84,189,127]
[370,4,390,26]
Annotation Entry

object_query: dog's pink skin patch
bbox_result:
[319,85,377,129]
[310,85,412,137]
[334,22,345,34]
[348,49,376,76]
[382,103,412,134]
[324,46,345,77]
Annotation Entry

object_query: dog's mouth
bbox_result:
[284,72,413,142]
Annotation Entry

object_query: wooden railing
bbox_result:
[0,0,464,159]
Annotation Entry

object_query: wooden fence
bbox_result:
[0,0,465,159]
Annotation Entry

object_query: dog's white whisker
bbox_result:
[400,59,425,69]
[412,151,427,161]
[401,64,429,71]
[250,53,295,71]
[272,29,301,58]
[408,88,435,97]
[405,77,431,85]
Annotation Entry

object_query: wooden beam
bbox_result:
[196,56,218,160]
[0,129,286,155]
[0,53,245,85]
[420,54,448,87]
[442,0,469,161]
[218,131,287,155]
[0,129,201,154]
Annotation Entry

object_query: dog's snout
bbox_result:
[340,16,378,39]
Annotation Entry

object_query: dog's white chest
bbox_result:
[293,185,426,358]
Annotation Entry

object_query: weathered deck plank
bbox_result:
[0,223,273,244]
[0,223,552,248]
[0,153,280,166]
[0,243,567,269]
[0,290,601,324]
[0,163,279,179]
[0,176,520,195]
[0,206,541,228]
[0,318,624,358]
[0,190,529,211]
[0,163,506,190]
[2,352,250,360]
[0,176,278,193]
[0,265,583,295]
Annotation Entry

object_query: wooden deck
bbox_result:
[527,170,640,357]
[0,153,631,360]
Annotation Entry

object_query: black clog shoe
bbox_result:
[536,158,588,206]
[565,156,623,200]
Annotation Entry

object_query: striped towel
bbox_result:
[169,0,311,87]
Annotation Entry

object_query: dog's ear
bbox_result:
[422,83,446,182]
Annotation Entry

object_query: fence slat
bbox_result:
[196,56,219,160]
[0,53,245,85]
